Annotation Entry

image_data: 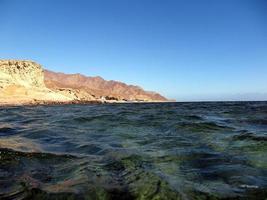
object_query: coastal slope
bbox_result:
[0,60,168,105]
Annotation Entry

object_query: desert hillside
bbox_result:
[44,70,167,102]
[0,60,169,105]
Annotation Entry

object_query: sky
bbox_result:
[0,0,266,101]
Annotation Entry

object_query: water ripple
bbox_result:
[0,102,267,199]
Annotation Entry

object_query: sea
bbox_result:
[0,102,267,200]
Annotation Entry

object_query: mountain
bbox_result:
[0,60,169,105]
[44,70,167,102]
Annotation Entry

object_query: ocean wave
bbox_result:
[176,121,232,132]
[233,131,267,142]
[0,124,17,136]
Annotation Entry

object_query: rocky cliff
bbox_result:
[0,60,169,105]
[0,60,73,104]
[0,60,45,88]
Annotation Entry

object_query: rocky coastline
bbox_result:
[0,60,171,106]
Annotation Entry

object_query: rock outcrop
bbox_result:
[0,60,72,105]
[0,60,45,88]
[0,60,169,105]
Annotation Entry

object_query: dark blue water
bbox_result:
[0,102,267,200]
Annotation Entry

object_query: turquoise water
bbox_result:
[0,102,267,199]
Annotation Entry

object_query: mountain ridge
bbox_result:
[44,69,168,102]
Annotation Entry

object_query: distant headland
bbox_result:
[0,60,171,105]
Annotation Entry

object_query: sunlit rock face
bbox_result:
[0,60,45,88]
[0,60,72,104]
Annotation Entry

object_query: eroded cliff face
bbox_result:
[0,60,72,104]
[0,60,45,89]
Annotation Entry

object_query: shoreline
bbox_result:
[1,100,265,107]
[0,60,170,104]
[0,99,174,107]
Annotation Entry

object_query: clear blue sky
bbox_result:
[0,0,266,101]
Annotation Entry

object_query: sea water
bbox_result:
[0,102,267,199]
